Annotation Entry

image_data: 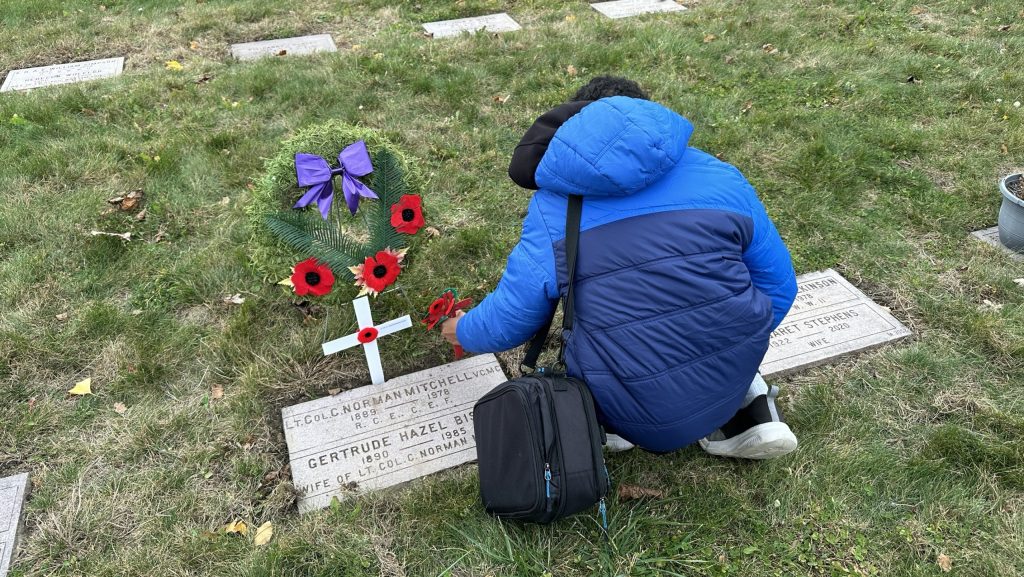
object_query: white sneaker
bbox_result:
[699,386,798,460]
[605,433,635,453]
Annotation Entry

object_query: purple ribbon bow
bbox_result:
[294,140,378,218]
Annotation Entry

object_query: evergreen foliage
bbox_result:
[263,148,414,281]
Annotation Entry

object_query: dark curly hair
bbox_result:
[570,75,649,101]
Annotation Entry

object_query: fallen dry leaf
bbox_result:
[328,388,342,396]
[135,208,147,222]
[219,196,231,206]
[211,384,224,400]
[762,43,778,54]
[254,522,273,546]
[27,397,37,410]
[224,519,248,535]
[292,300,323,323]
[724,55,735,64]
[741,101,754,114]
[703,33,717,43]
[90,230,132,241]
[277,50,288,56]
[55,312,69,321]
[617,484,665,502]
[120,190,143,211]
[566,65,577,76]
[223,294,245,305]
[69,378,93,396]
[937,553,952,572]
[1002,143,1009,154]
[424,226,441,238]
[190,40,199,50]
[113,402,127,414]
[998,24,1011,32]
[493,94,510,104]
[1013,278,1024,288]
[196,74,213,85]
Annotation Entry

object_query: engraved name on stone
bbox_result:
[591,0,688,19]
[230,34,337,61]
[1,58,124,92]
[423,13,522,38]
[0,473,30,577]
[283,354,507,513]
[759,269,911,377]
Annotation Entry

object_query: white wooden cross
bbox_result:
[322,296,413,385]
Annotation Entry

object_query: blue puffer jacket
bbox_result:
[457,96,797,452]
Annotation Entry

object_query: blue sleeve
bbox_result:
[456,200,560,353]
[742,183,797,330]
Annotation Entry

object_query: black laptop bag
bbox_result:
[473,195,611,525]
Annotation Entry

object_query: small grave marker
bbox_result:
[230,34,337,61]
[970,227,1024,261]
[1,57,124,92]
[759,269,911,377]
[423,13,522,38]
[590,0,688,19]
[322,297,413,386]
[284,354,507,513]
[0,473,30,577]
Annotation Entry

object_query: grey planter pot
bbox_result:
[999,173,1024,252]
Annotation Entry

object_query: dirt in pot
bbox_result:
[1009,177,1024,201]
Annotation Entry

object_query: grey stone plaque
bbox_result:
[230,34,337,61]
[0,473,30,577]
[591,0,688,19]
[759,269,911,377]
[971,226,1024,261]
[284,354,507,513]
[1,57,123,92]
[423,13,522,38]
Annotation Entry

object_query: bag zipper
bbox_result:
[574,379,610,497]
[534,376,567,521]
[544,463,553,512]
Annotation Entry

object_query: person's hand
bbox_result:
[441,310,465,347]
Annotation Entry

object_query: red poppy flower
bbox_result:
[291,258,335,296]
[357,327,379,344]
[390,194,425,235]
[422,289,472,330]
[349,248,406,297]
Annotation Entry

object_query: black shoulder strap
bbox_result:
[521,195,583,371]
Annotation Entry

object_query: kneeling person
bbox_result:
[443,77,799,458]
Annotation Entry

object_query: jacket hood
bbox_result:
[533,96,693,197]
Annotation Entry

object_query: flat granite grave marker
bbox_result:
[423,13,522,38]
[1,57,124,92]
[0,473,30,577]
[230,34,337,61]
[590,0,688,19]
[759,269,911,377]
[284,354,507,513]
[970,226,1024,261]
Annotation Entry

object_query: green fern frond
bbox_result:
[265,211,368,279]
[367,149,410,253]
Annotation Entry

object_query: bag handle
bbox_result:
[521,194,583,372]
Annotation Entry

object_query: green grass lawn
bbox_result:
[2,0,1023,575]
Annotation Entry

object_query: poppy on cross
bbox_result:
[322,296,413,385]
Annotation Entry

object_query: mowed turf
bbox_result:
[1,1,1023,575]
